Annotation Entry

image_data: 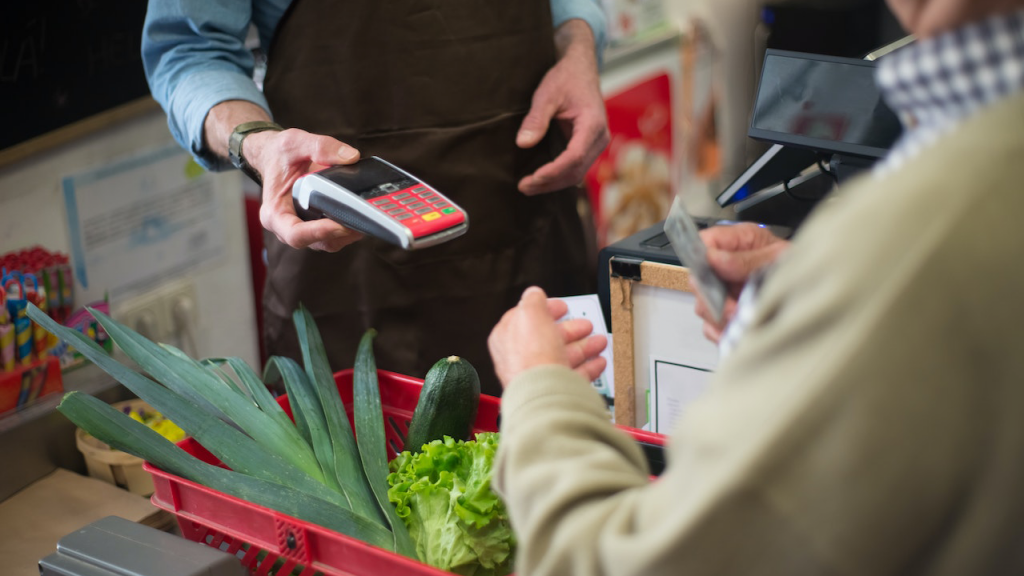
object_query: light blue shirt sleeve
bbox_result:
[551,0,608,61]
[143,0,607,170]
[142,0,282,170]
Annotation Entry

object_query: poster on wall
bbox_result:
[62,144,226,305]
[585,73,674,248]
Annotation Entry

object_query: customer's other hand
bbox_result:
[489,287,608,388]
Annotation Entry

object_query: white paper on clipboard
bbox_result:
[649,356,713,434]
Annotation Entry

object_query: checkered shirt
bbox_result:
[718,9,1024,359]
[875,9,1024,174]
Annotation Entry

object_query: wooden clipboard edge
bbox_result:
[611,260,695,427]
[0,97,160,170]
[610,275,636,427]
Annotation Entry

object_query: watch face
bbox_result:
[228,132,245,168]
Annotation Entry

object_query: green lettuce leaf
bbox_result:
[388,432,514,576]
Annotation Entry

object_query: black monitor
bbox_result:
[748,49,902,159]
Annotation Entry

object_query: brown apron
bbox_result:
[261,0,594,395]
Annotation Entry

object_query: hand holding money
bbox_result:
[663,196,728,325]
[695,222,790,342]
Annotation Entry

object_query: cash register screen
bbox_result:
[749,49,902,159]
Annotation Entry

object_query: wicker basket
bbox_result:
[75,398,156,496]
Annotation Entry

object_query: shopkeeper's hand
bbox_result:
[489,287,608,389]
[246,128,365,252]
[203,100,365,252]
[697,223,790,343]
[516,19,609,196]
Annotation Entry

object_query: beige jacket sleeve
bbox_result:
[493,93,1024,576]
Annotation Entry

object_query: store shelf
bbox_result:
[1,363,113,434]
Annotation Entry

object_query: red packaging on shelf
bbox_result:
[0,355,63,414]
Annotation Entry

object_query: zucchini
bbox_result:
[404,356,480,453]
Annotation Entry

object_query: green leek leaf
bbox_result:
[89,307,324,482]
[25,304,362,515]
[353,329,418,558]
[59,392,395,551]
[292,305,378,515]
[267,355,381,521]
[222,356,294,431]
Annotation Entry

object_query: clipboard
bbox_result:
[600,221,720,429]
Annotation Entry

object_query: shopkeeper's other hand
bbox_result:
[203,100,365,252]
[516,20,609,196]
[489,287,608,389]
[247,128,365,252]
[696,223,790,343]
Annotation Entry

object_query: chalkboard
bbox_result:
[1,1,153,162]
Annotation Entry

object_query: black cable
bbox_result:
[778,178,811,202]
[783,156,839,203]
[781,177,818,202]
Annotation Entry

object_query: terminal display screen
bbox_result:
[318,161,418,199]
[749,50,902,159]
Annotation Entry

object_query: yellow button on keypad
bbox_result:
[422,212,441,221]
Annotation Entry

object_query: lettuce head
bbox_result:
[388,432,515,576]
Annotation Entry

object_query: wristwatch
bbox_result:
[228,121,284,185]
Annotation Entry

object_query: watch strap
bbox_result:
[228,121,284,185]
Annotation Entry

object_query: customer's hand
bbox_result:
[246,128,365,252]
[489,287,608,388]
[697,223,790,342]
[516,20,609,196]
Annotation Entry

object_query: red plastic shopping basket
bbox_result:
[144,369,664,576]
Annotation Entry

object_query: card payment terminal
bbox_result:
[292,157,469,250]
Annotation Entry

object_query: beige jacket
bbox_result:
[494,92,1024,576]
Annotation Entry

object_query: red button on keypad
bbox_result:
[373,182,465,238]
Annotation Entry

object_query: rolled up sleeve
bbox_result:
[550,0,608,63]
[142,0,270,170]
